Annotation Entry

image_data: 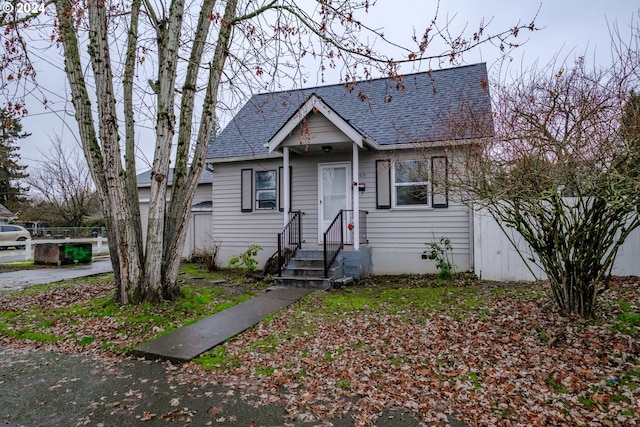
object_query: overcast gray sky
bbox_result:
[15,0,640,170]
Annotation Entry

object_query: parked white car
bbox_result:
[0,224,31,249]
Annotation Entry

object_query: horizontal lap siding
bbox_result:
[290,155,318,245]
[212,113,358,267]
[211,153,356,266]
[358,152,472,275]
[282,113,352,147]
[210,151,472,274]
[212,160,284,266]
[209,113,471,274]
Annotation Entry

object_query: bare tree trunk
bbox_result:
[162,0,238,298]
[122,0,145,285]
[87,0,145,303]
[143,0,186,302]
[57,0,145,303]
[55,0,122,290]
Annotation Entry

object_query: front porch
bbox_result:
[265,94,375,288]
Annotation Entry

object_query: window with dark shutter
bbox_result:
[255,170,277,209]
[393,160,430,207]
[376,159,391,209]
[241,169,253,212]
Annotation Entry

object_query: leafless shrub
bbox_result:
[190,241,221,272]
[449,18,640,318]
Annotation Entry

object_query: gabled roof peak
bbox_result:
[265,93,364,153]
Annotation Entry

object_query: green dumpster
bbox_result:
[34,243,93,266]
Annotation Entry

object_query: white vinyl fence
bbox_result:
[0,238,109,261]
[474,209,640,281]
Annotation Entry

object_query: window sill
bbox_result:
[391,205,434,211]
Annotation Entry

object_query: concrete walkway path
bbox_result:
[0,259,113,291]
[133,287,313,362]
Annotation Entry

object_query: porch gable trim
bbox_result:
[266,94,364,153]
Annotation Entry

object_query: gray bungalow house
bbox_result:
[206,63,492,284]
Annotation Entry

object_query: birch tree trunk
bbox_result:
[54,0,236,303]
[57,0,145,303]
[162,0,237,297]
[86,0,145,302]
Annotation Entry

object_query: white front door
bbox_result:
[318,162,351,243]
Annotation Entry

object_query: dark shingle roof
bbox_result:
[191,201,213,210]
[136,168,214,188]
[207,63,492,160]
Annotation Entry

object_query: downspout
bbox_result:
[283,146,290,226]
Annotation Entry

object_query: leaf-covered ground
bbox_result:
[1,273,639,426]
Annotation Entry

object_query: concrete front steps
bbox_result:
[275,249,352,290]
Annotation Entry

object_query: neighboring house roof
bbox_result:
[207,63,493,161]
[191,201,213,210]
[136,168,214,188]
[0,203,14,219]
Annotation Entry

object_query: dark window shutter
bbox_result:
[278,166,293,212]
[376,159,391,209]
[241,169,253,212]
[431,156,448,208]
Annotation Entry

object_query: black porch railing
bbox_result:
[323,209,369,278]
[277,211,302,276]
[323,210,345,278]
[342,209,369,244]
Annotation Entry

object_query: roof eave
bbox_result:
[372,136,487,151]
[209,152,283,164]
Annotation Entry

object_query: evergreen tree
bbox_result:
[0,109,29,211]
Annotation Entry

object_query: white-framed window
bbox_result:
[392,159,430,207]
[255,170,277,209]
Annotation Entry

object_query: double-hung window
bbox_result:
[393,160,430,207]
[255,170,277,209]
[241,167,291,212]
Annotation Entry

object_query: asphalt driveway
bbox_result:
[0,346,295,427]
[0,346,426,427]
[0,259,113,292]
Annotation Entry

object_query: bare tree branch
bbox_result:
[26,136,99,227]
[450,18,640,317]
